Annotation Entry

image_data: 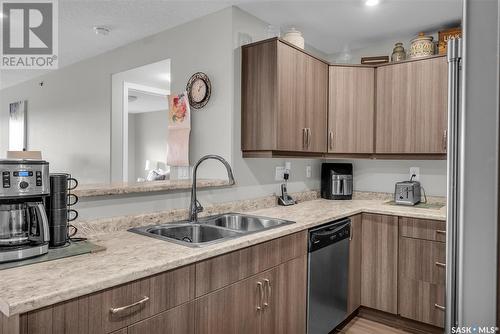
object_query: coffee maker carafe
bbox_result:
[0,160,50,263]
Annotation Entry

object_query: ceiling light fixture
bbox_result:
[365,0,380,6]
[93,26,111,36]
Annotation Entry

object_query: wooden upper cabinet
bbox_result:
[328,66,375,153]
[376,56,448,154]
[242,38,328,154]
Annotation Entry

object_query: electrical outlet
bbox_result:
[409,167,420,181]
[306,166,312,178]
[275,166,285,181]
[285,161,292,171]
[178,166,190,180]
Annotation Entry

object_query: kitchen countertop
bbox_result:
[0,198,445,317]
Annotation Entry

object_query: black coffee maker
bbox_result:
[321,163,353,200]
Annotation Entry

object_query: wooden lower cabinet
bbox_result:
[127,302,194,334]
[399,235,446,327]
[360,214,398,314]
[195,256,307,334]
[347,214,362,314]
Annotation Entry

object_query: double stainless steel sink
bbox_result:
[129,213,295,247]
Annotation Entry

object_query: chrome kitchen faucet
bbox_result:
[189,155,235,223]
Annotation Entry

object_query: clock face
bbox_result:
[186,72,211,109]
[191,78,207,103]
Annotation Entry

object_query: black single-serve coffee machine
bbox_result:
[0,159,51,263]
[321,163,353,200]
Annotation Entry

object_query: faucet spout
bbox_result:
[189,155,235,223]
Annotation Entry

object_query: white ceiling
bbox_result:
[128,90,169,114]
[238,0,462,55]
[0,0,462,89]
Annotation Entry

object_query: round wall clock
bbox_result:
[186,72,211,109]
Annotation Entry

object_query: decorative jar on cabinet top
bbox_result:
[391,42,406,62]
[409,32,435,58]
[283,28,305,49]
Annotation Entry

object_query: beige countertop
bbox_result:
[0,198,445,317]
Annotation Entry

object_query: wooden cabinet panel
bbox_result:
[399,217,446,242]
[88,264,194,333]
[399,237,446,285]
[328,66,375,153]
[195,274,261,334]
[277,42,307,152]
[127,303,194,334]
[348,214,362,314]
[376,56,447,154]
[305,56,328,152]
[195,231,307,297]
[272,256,307,334]
[399,279,445,328]
[0,313,20,334]
[361,214,398,314]
[241,40,277,151]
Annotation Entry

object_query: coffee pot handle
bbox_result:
[28,203,50,243]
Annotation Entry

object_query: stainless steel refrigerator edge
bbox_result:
[445,37,462,332]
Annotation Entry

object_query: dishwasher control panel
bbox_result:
[308,218,351,252]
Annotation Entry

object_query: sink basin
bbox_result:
[201,213,293,232]
[129,213,294,247]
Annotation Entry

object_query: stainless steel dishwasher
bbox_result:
[307,218,351,334]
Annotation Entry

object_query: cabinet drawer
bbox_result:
[399,278,445,328]
[127,302,194,334]
[399,237,445,285]
[88,264,194,333]
[399,217,446,242]
[195,231,307,297]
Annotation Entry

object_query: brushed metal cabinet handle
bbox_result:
[110,296,149,315]
[256,281,264,311]
[443,129,448,151]
[436,230,446,235]
[329,131,334,150]
[434,303,446,311]
[302,128,306,150]
[435,261,446,268]
[263,279,272,308]
[307,128,311,149]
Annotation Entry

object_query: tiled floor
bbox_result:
[338,317,411,334]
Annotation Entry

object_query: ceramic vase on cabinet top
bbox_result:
[409,32,435,58]
[283,28,305,49]
[391,42,407,62]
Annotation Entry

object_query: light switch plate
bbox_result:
[275,166,285,181]
[409,167,420,181]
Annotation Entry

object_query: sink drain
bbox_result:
[182,236,193,243]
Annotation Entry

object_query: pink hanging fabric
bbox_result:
[167,92,191,166]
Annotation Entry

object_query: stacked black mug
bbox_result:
[45,173,79,247]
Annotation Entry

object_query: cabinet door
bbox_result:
[277,42,307,152]
[262,256,307,334]
[376,57,447,154]
[347,215,362,314]
[195,274,261,334]
[361,214,398,314]
[328,66,374,153]
[411,57,448,153]
[305,56,328,152]
[376,62,412,153]
[128,303,194,334]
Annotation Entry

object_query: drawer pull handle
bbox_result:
[435,230,446,235]
[435,262,446,268]
[110,296,149,315]
[257,281,264,311]
[264,278,272,308]
[434,304,446,311]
